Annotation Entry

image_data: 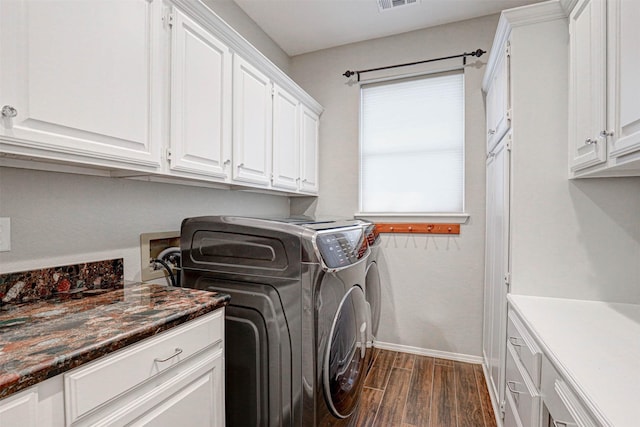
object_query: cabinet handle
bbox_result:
[488,129,496,135]
[302,179,308,183]
[237,163,244,168]
[584,138,597,145]
[508,336,524,347]
[154,347,183,363]
[223,159,231,166]
[506,381,522,395]
[599,130,614,138]
[1,105,17,118]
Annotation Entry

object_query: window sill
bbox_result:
[354,212,470,224]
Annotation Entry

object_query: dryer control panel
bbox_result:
[315,227,368,269]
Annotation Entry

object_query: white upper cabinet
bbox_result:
[569,0,640,177]
[569,0,607,172]
[485,43,511,154]
[272,85,300,191]
[607,0,640,162]
[169,7,232,180]
[0,0,163,170]
[232,55,273,186]
[299,105,320,194]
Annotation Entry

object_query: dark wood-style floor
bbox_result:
[355,349,497,427]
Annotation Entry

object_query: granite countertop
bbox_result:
[508,294,640,427]
[0,283,230,399]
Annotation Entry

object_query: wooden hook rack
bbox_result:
[375,223,460,235]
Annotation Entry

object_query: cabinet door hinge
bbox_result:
[166,148,172,161]
[504,272,511,288]
[506,133,512,151]
[506,108,512,122]
[505,40,511,57]
[499,400,506,419]
[163,9,174,28]
[271,87,275,97]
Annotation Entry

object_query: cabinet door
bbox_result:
[169,8,232,180]
[569,0,607,172]
[272,85,300,191]
[607,0,640,160]
[486,44,510,153]
[299,105,320,194]
[129,352,224,427]
[0,0,163,170]
[0,389,37,427]
[484,134,511,410]
[232,55,272,186]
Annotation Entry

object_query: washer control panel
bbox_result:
[316,227,368,269]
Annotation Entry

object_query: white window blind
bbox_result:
[360,71,464,213]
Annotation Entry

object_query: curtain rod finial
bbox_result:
[343,70,356,78]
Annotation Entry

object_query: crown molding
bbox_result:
[482,0,568,91]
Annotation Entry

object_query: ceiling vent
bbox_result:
[377,0,419,12]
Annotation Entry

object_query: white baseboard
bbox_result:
[373,341,484,364]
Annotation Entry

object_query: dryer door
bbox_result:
[323,285,372,418]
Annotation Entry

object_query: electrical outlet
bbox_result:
[0,217,11,252]
[140,231,180,281]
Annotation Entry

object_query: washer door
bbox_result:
[323,285,371,418]
[365,261,381,338]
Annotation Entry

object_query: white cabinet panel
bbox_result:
[232,55,272,186]
[129,353,223,427]
[0,377,64,427]
[485,44,510,153]
[169,8,232,179]
[0,0,163,170]
[272,85,300,190]
[300,105,320,194]
[0,389,37,427]
[608,0,640,160]
[569,0,607,172]
[484,134,510,410]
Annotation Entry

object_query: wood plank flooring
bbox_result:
[355,349,497,427]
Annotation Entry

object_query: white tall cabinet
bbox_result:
[0,0,164,171]
[482,2,568,424]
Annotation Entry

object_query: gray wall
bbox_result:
[0,167,289,280]
[290,15,499,359]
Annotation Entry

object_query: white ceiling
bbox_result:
[232,0,544,56]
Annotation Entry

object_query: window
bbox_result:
[359,71,464,214]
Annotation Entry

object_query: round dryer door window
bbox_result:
[323,285,372,418]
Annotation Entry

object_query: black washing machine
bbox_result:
[180,216,373,427]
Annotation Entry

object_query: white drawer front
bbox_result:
[504,388,523,427]
[507,310,541,386]
[541,357,596,427]
[64,309,223,423]
[506,343,540,427]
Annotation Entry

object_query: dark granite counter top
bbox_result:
[0,283,229,399]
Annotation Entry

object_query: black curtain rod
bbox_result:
[342,48,486,81]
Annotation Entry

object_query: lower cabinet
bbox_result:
[0,377,64,427]
[0,309,224,427]
[507,306,597,427]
